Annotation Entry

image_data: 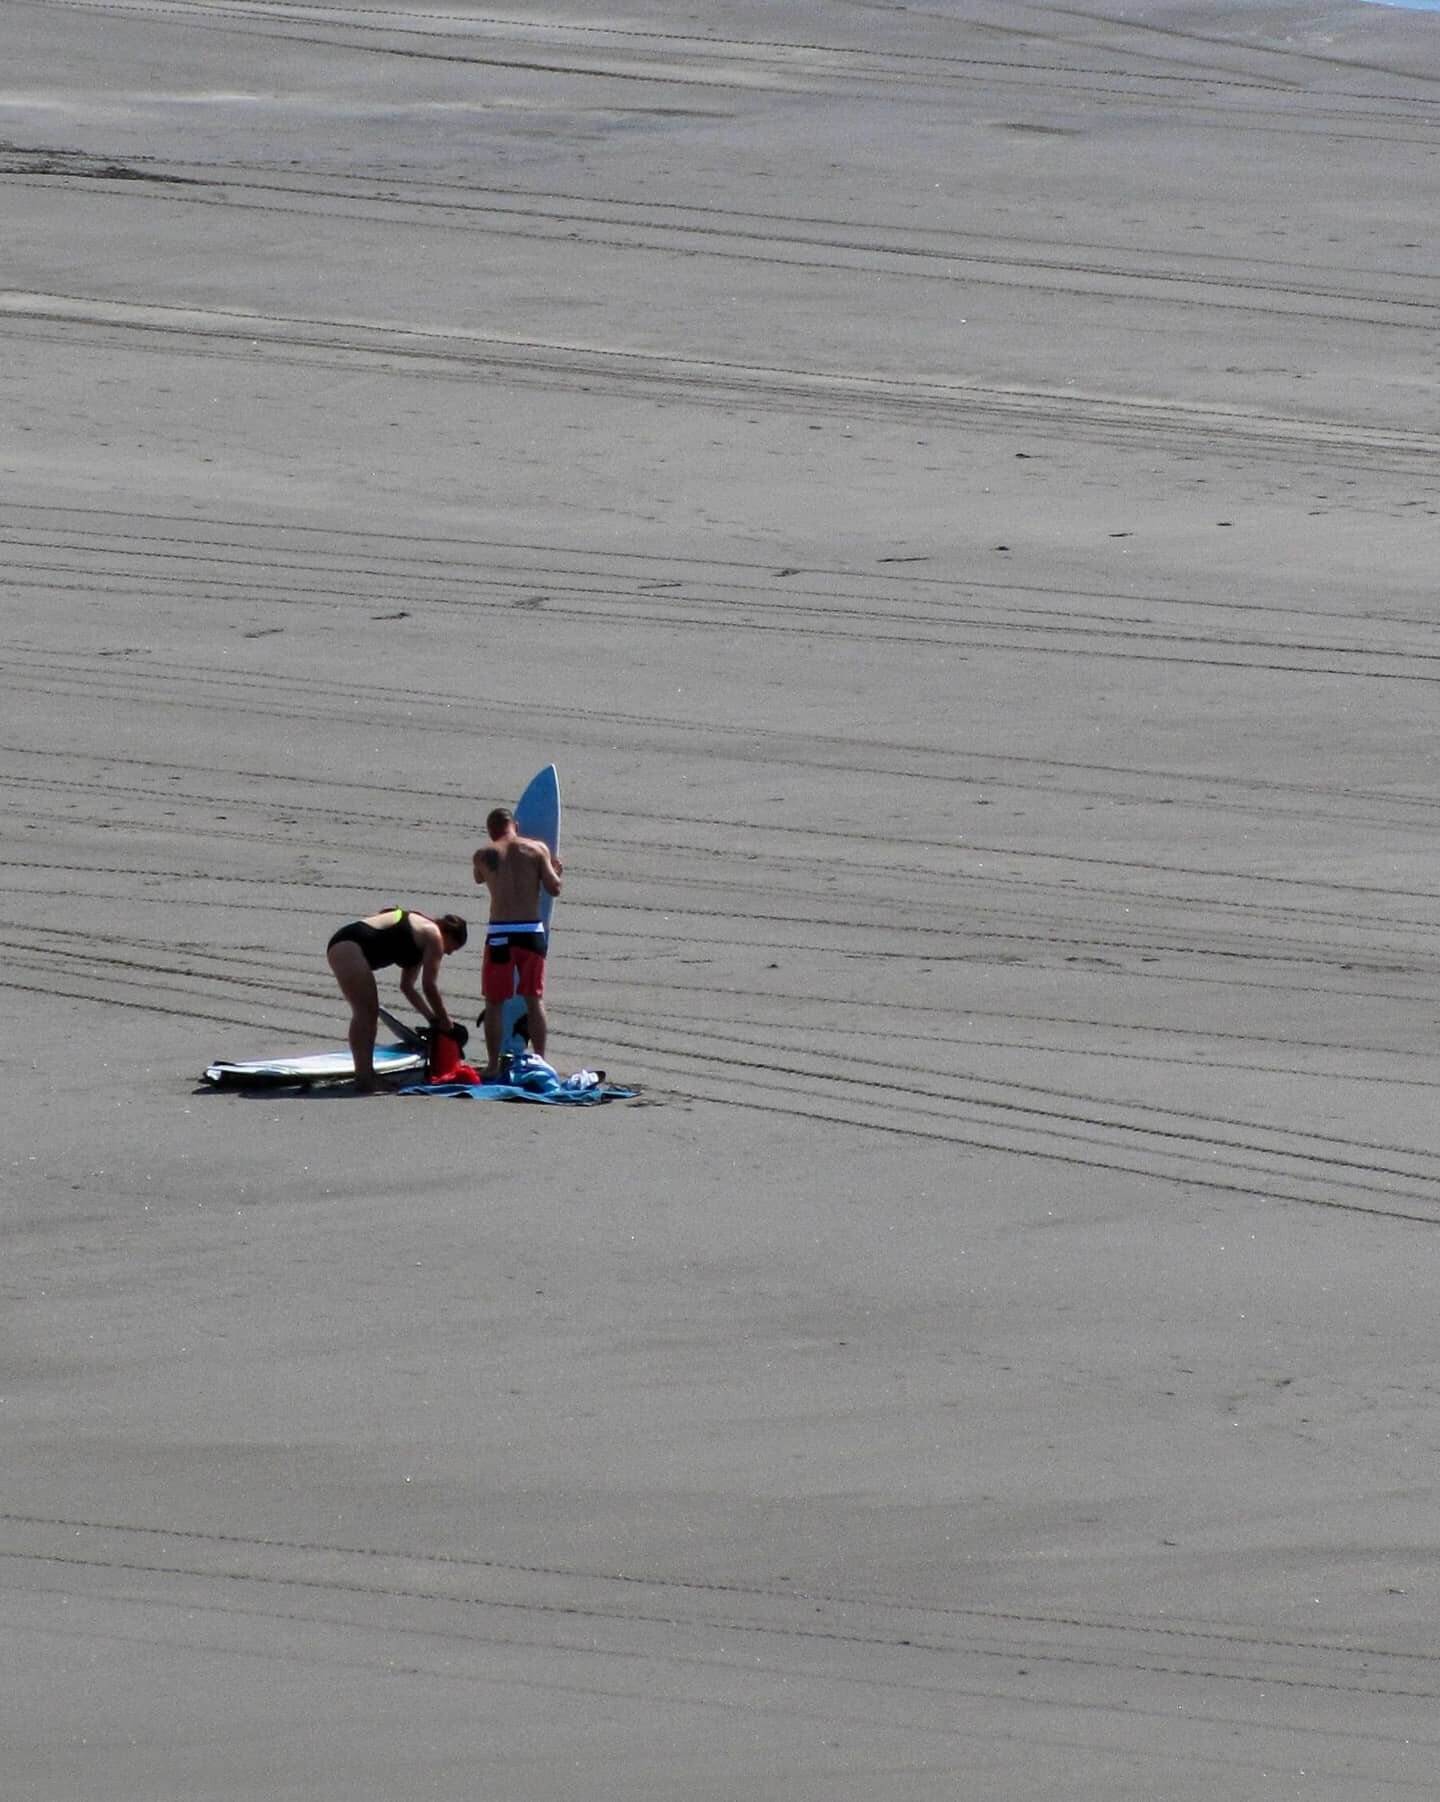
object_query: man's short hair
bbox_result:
[486,806,514,840]
[439,913,468,949]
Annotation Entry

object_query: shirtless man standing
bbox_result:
[472,805,564,1076]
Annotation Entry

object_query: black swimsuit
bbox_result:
[328,909,423,971]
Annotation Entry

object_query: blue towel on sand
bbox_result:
[401,1052,634,1105]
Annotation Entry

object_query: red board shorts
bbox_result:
[481,925,547,1004]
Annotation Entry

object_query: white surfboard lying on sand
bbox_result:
[496,764,562,1061]
[202,1007,426,1089]
[202,1041,426,1089]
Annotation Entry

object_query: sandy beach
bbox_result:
[4,3,1440,1795]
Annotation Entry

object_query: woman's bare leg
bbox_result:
[327,941,381,1090]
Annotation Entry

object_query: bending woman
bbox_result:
[326,908,467,1092]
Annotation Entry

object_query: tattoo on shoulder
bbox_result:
[480,848,499,871]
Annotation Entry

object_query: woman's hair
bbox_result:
[439,913,468,949]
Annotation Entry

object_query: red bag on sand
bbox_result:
[427,1030,477,1085]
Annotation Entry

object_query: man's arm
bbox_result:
[529,839,563,898]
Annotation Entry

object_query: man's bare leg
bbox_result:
[525,993,548,1060]
[482,1000,504,1080]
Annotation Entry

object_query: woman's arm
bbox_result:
[400,922,454,1032]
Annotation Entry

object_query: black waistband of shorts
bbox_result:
[485,927,546,954]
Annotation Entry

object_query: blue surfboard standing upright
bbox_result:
[497,764,562,1061]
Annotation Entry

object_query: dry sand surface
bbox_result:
[4,2,1440,1796]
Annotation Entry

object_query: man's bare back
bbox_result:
[472,832,561,921]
